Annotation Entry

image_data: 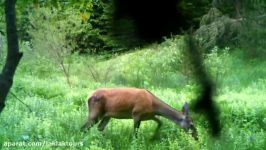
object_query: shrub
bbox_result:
[237,1,266,58]
[204,46,230,85]
[29,8,75,86]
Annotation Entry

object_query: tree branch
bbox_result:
[10,91,32,112]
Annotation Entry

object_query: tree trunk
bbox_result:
[0,0,23,113]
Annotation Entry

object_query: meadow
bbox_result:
[0,37,265,150]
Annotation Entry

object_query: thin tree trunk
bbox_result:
[0,0,23,113]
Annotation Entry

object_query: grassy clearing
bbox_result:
[0,38,265,149]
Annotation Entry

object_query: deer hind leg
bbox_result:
[98,117,111,131]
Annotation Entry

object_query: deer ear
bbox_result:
[182,102,189,116]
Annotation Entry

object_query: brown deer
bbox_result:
[81,87,198,140]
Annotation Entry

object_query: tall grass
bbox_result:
[0,37,265,149]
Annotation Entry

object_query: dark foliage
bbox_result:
[111,0,211,46]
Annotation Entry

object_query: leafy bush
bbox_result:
[16,1,33,41]
[204,46,230,84]
[62,0,119,53]
[28,2,121,54]
[239,17,266,58]
[29,8,77,86]
[237,1,266,58]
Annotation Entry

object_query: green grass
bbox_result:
[0,38,265,149]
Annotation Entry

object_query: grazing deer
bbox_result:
[81,88,198,140]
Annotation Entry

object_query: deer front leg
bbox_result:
[133,115,141,137]
[152,117,162,139]
[81,113,99,131]
[98,117,111,131]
